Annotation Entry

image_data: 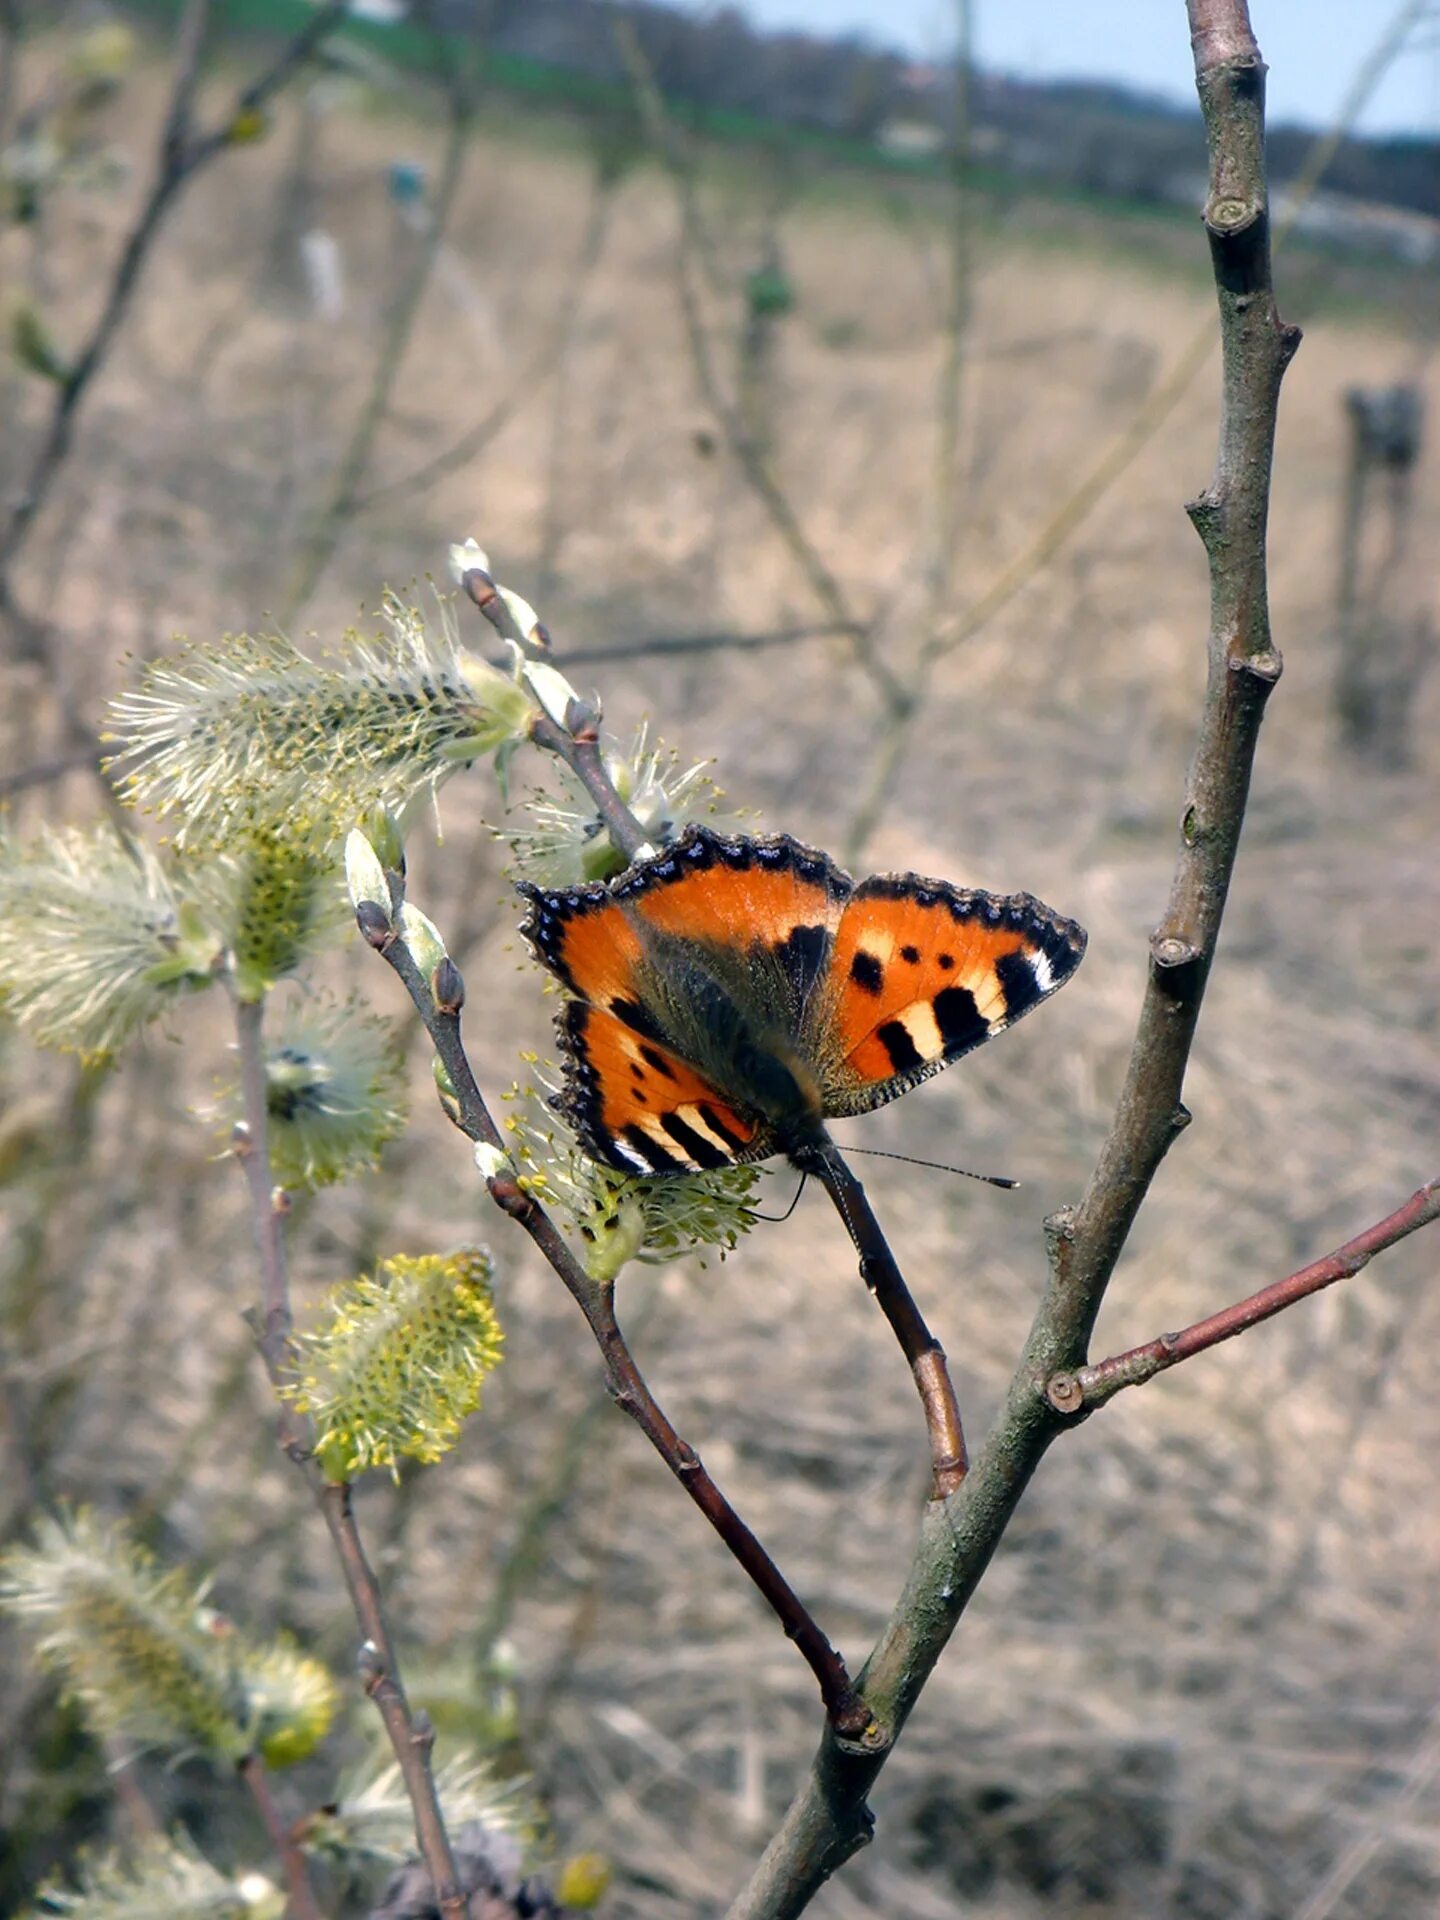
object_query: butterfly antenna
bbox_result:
[841,1146,1019,1190]
[750,1173,808,1222]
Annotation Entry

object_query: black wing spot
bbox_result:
[610,997,668,1045]
[877,1019,923,1073]
[660,1111,731,1169]
[934,985,988,1051]
[621,1124,679,1170]
[900,944,921,965]
[639,1044,677,1082]
[630,1062,645,1079]
[698,1103,750,1152]
[850,950,884,995]
[996,949,1043,1018]
[937,952,955,971]
[775,922,828,999]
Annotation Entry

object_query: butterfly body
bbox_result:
[519,827,1086,1177]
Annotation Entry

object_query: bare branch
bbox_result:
[227,987,467,1918]
[0,0,349,634]
[920,0,1427,672]
[354,166,616,514]
[0,745,102,800]
[1049,1177,1440,1413]
[610,16,910,721]
[561,622,851,665]
[320,1485,468,1920]
[363,915,873,1739]
[812,1146,967,1499]
[281,24,480,618]
[526,682,969,1499]
[238,1752,324,1920]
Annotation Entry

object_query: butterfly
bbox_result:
[518,826,1086,1177]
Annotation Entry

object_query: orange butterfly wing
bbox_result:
[820,875,1086,1117]
[521,830,1085,1167]
[554,1001,770,1173]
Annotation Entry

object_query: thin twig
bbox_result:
[0,745,102,799]
[238,1752,324,1920]
[561,621,851,665]
[0,0,348,633]
[280,17,480,618]
[814,1147,966,1498]
[1048,1177,1440,1412]
[922,0,1428,669]
[363,917,872,1739]
[0,0,21,151]
[610,15,909,721]
[355,163,616,514]
[227,985,466,1917]
[319,1483,467,1920]
[230,995,294,1379]
[527,697,969,1497]
[836,0,1428,862]
[528,709,650,864]
[1292,1703,1440,1920]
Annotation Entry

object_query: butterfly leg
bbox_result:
[805,1138,968,1499]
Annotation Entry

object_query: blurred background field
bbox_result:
[1,3,1438,1916]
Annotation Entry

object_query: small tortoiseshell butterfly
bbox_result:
[518,826,1086,1176]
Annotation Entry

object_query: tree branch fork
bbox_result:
[1046,1176,1440,1416]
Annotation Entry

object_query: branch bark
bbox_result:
[725,6,1305,1910]
[1048,1176,1440,1413]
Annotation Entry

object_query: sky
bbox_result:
[671,2,1440,138]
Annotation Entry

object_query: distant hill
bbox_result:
[471,0,1440,222]
[139,0,1440,225]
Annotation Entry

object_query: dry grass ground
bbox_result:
[2,33,1439,1920]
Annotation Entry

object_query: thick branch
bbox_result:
[1052,0,1300,1361]
[1048,1177,1440,1412]
[727,7,1300,1910]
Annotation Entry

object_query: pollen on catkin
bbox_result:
[287,1250,504,1481]
[218,990,408,1191]
[0,1510,337,1768]
[105,600,535,850]
[502,1075,758,1280]
[0,823,217,1057]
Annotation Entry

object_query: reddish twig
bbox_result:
[1048,1177,1440,1413]
[813,1147,967,1498]
[524,696,968,1499]
[361,913,874,1740]
[320,1483,468,1920]
[238,1752,324,1920]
